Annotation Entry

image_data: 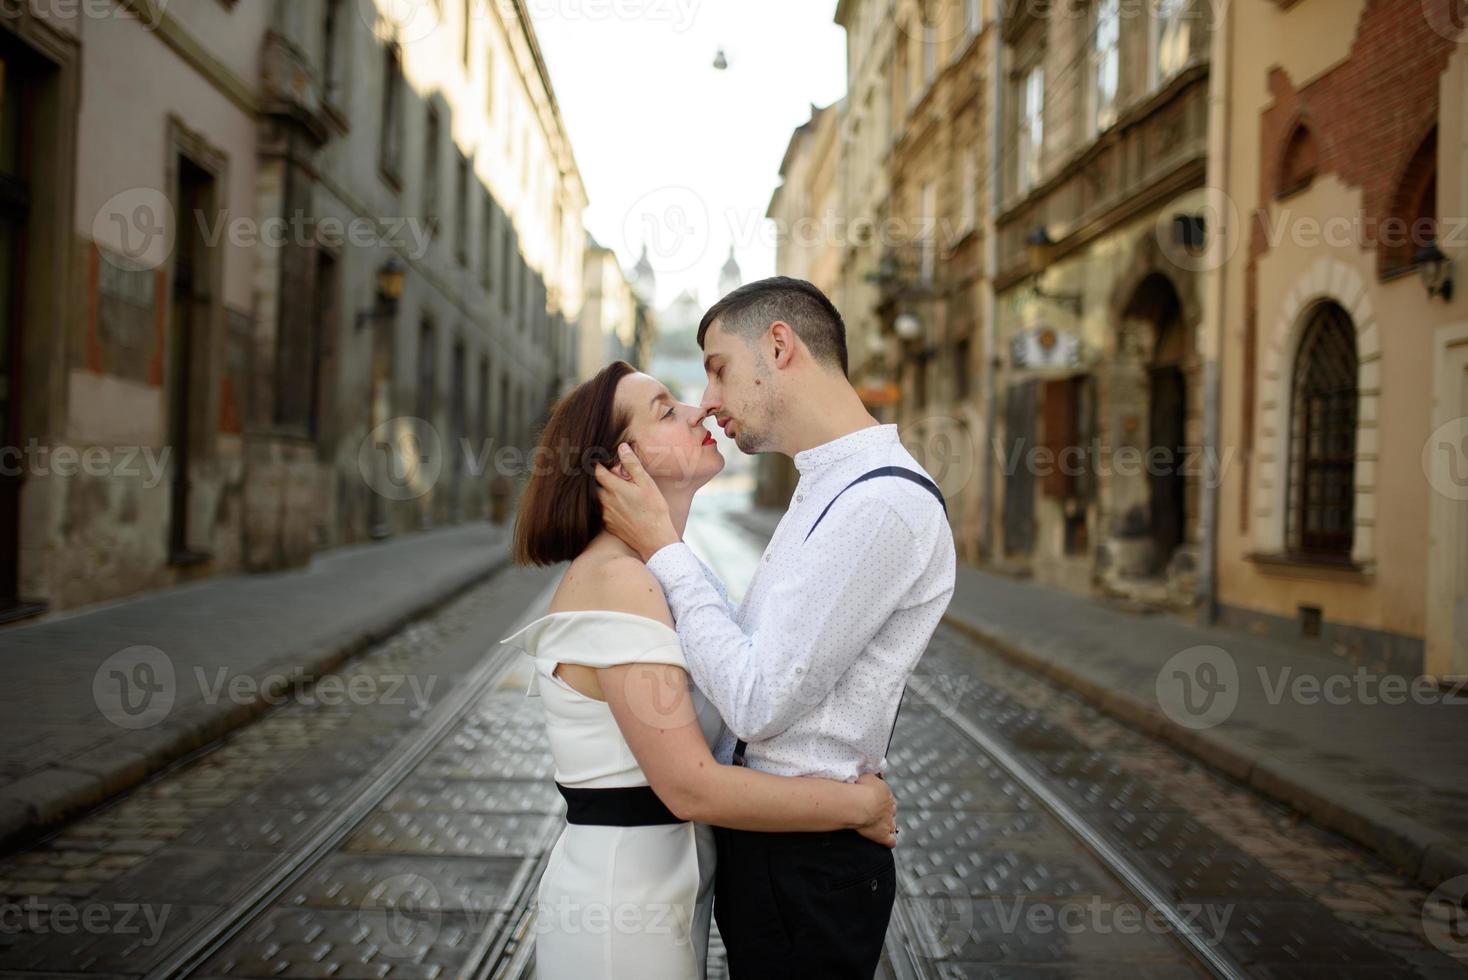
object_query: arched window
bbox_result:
[1287,302,1357,559]
[1278,122,1317,198]
[1381,126,1437,277]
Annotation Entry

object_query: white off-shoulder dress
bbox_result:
[499,610,723,980]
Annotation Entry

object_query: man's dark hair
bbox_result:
[697,276,848,375]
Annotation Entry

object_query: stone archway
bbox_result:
[1253,256,1379,567]
[1102,272,1195,589]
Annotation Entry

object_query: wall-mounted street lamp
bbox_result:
[356,256,408,330]
[1415,242,1454,303]
[894,312,922,341]
[1024,225,1084,316]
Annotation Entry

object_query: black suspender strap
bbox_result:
[803,466,947,543]
[733,466,947,770]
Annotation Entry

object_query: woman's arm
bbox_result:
[597,659,897,846]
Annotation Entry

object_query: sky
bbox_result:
[528,0,847,311]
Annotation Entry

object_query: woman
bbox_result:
[499,360,896,980]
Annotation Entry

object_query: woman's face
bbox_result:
[613,372,724,489]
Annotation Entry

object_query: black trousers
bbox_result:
[712,826,896,979]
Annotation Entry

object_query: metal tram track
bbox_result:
[140,601,562,980]
[883,674,1252,980]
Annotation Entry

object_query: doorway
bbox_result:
[0,42,42,621]
[166,157,215,565]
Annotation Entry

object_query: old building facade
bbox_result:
[1213,0,1468,677]
[877,0,991,563]
[764,100,843,509]
[2,0,584,618]
[990,0,1213,605]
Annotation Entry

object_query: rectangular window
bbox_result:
[923,25,937,85]
[321,0,345,107]
[961,153,978,233]
[1155,0,1190,84]
[920,181,937,283]
[1018,65,1044,194]
[455,155,469,265]
[1093,0,1120,134]
[424,106,441,237]
[462,0,472,66]
[966,0,982,34]
[502,226,514,313]
[450,340,466,480]
[380,43,404,182]
[481,194,495,290]
[485,45,495,118]
[417,320,437,426]
[477,355,490,448]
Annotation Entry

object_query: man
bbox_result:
[594,276,956,978]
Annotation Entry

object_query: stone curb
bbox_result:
[0,542,514,855]
[937,613,1468,892]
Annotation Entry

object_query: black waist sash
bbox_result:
[556,782,684,826]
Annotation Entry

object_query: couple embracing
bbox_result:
[500,277,957,979]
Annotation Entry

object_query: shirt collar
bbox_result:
[793,423,899,476]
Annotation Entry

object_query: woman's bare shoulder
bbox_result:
[551,544,673,629]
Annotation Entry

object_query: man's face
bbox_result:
[699,320,778,454]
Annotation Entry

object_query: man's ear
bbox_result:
[769,320,797,369]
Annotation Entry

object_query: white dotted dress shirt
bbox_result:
[645,423,957,782]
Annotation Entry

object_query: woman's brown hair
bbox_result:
[511,360,636,566]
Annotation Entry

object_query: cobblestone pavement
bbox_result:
[0,494,1464,979]
[0,560,562,978]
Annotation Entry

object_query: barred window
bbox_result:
[1288,302,1357,559]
